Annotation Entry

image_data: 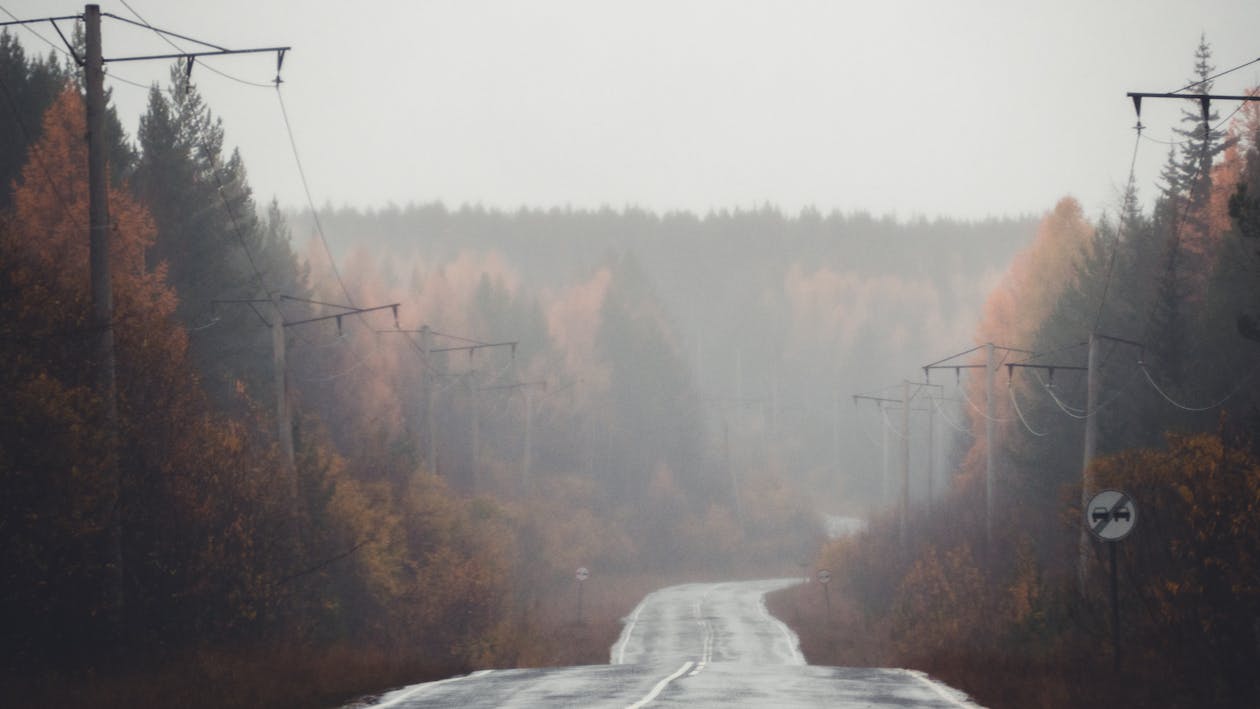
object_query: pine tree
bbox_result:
[134,69,307,407]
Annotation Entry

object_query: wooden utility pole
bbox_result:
[422,325,436,473]
[470,381,480,490]
[925,343,1031,555]
[984,342,996,551]
[1079,333,1100,590]
[901,380,911,549]
[521,385,533,490]
[84,2,124,622]
[926,390,936,510]
[1,2,291,628]
[269,294,295,483]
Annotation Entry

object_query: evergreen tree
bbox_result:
[0,32,70,210]
[134,69,307,407]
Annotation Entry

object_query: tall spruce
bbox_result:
[134,69,306,407]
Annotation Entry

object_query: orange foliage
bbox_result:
[954,197,1094,488]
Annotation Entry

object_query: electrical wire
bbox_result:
[273,87,351,305]
[1008,381,1049,437]
[0,5,154,90]
[293,354,370,383]
[114,1,275,88]
[879,404,909,441]
[0,5,72,57]
[1093,126,1144,332]
[429,329,491,346]
[1030,368,1087,418]
[930,395,973,436]
[1172,55,1260,94]
[1139,101,1249,147]
[956,374,1012,423]
[1138,360,1260,412]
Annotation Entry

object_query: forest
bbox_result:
[795,39,1260,709]
[5,18,1259,709]
[0,29,1031,706]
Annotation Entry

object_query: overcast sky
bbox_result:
[4,0,1260,221]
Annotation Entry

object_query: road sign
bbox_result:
[817,569,832,585]
[1086,490,1137,542]
[576,566,590,582]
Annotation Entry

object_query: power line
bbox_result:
[114,1,276,88]
[1172,55,1260,94]
[1093,125,1144,332]
[1138,360,1260,413]
[1008,380,1049,437]
[274,86,350,305]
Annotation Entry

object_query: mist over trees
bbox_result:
[0,31,1031,704]
[292,203,1033,508]
[8,19,1256,709]
[816,39,1260,708]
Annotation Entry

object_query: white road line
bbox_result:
[756,588,805,665]
[625,661,694,709]
[903,669,976,708]
[368,669,493,708]
[612,590,653,665]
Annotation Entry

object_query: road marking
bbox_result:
[369,669,493,708]
[757,587,805,665]
[612,589,654,665]
[626,661,694,709]
[903,669,975,708]
[688,590,714,676]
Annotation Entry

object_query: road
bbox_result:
[355,578,983,708]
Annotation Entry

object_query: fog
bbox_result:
[5,0,1260,219]
[288,205,1031,526]
[5,3,1260,706]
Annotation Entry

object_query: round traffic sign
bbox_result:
[575,566,590,582]
[1085,489,1137,542]
[817,569,832,585]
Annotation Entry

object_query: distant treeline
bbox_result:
[290,201,1036,506]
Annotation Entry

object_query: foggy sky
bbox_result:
[4,0,1259,220]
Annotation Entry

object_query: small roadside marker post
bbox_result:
[1085,490,1137,674]
[575,566,590,624]
[817,569,832,618]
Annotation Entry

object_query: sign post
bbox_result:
[817,569,832,617]
[575,566,590,623]
[1085,489,1137,674]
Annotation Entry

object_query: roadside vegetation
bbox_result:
[774,39,1260,709]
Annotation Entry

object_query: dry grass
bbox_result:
[765,581,1131,709]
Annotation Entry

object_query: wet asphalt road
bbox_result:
[358,578,983,708]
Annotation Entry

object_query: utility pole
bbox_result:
[984,343,995,550]
[84,2,123,625]
[1005,334,1140,591]
[423,326,435,472]
[0,4,292,627]
[926,389,936,510]
[218,298,399,477]
[1079,333,1100,590]
[925,343,1031,554]
[480,379,547,492]
[270,293,294,483]
[427,338,516,487]
[853,392,899,511]
[902,380,911,548]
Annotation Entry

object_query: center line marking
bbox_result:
[626,661,694,709]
